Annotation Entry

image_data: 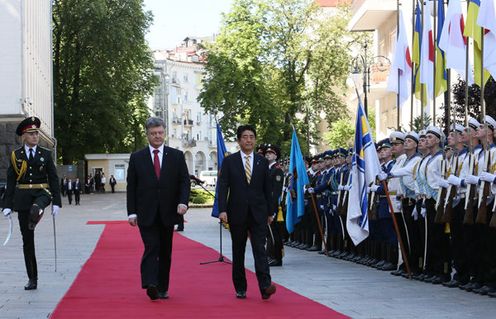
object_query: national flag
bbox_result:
[464,0,490,86]
[285,129,310,234]
[438,0,473,84]
[413,1,428,106]
[346,97,382,246]
[477,0,496,80]
[435,0,448,96]
[387,9,412,105]
[211,123,228,218]
[420,0,435,97]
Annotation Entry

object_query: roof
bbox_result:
[315,0,350,7]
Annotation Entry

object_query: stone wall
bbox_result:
[0,121,22,182]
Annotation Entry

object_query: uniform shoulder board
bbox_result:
[38,146,51,152]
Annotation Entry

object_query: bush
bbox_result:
[189,188,214,205]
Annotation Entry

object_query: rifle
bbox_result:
[368,182,378,221]
[434,157,448,223]
[339,172,351,217]
[463,152,476,225]
[336,171,344,215]
[442,155,459,223]
[476,149,491,224]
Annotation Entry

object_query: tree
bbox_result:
[198,0,362,155]
[323,118,354,148]
[52,0,156,164]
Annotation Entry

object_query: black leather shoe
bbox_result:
[443,279,464,288]
[236,291,246,299]
[462,282,482,292]
[379,262,396,271]
[24,279,37,290]
[390,269,404,276]
[268,259,282,267]
[262,284,276,300]
[146,285,159,300]
[158,291,169,299]
[175,227,184,232]
[473,285,495,295]
[431,275,450,285]
[306,245,320,252]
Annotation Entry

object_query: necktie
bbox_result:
[29,148,34,161]
[244,155,251,183]
[153,149,161,179]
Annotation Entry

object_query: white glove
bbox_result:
[307,187,315,194]
[411,206,418,221]
[3,208,11,218]
[343,185,351,191]
[338,185,344,191]
[438,179,449,189]
[377,172,388,181]
[447,175,462,186]
[52,205,60,217]
[420,206,427,218]
[465,175,480,185]
[370,184,379,192]
[480,172,496,183]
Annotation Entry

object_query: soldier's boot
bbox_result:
[28,204,44,230]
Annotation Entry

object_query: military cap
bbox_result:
[468,117,480,130]
[256,143,267,155]
[377,138,392,150]
[405,131,419,143]
[389,131,406,143]
[16,116,41,136]
[482,115,496,130]
[324,151,333,159]
[336,147,348,157]
[419,129,427,138]
[450,123,465,133]
[426,126,445,141]
[265,144,281,159]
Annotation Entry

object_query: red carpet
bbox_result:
[51,221,348,319]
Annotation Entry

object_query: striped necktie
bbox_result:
[244,155,251,183]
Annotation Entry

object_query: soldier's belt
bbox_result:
[17,183,49,189]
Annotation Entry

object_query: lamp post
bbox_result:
[351,44,390,118]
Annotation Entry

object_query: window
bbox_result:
[114,164,126,181]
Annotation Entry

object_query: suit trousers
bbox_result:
[229,209,271,294]
[138,214,174,292]
[18,210,38,280]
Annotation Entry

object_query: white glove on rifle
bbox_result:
[480,172,496,183]
[307,187,315,194]
[370,184,379,192]
[465,175,479,185]
[420,205,427,218]
[377,172,388,181]
[2,208,11,218]
[52,205,60,217]
[338,185,344,191]
[411,206,418,221]
[438,179,449,189]
[343,185,351,191]
[447,175,462,186]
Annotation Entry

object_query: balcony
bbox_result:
[183,119,193,126]
[172,116,181,124]
[182,139,197,148]
[348,0,396,31]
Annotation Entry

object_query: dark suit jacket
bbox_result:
[218,151,272,226]
[5,146,62,211]
[127,145,190,227]
[268,163,284,216]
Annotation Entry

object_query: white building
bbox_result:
[150,38,237,176]
[0,0,53,181]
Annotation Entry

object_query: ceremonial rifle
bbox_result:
[463,152,476,224]
[442,155,459,223]
[476,149,491,224]
[434,156,448,223]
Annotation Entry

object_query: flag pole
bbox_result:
[433,0,437,123]
[410,0,416,130]
[309,193,328,256]
[396,0,401,130]
[381,180,412,277]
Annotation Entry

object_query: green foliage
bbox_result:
[52,0,156,164]
[323,117,354,148]
[409,115,432,132]
[189,188,214,205]
[198,0,364,155]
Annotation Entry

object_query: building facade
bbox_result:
[150,37,237,176]
[0,0,54,181]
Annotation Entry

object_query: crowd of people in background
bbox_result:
[60,172,118,205]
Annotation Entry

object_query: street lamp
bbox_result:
[350,44,390,117]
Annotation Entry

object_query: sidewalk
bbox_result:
[0,193,494,318]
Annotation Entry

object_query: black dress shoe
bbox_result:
[390,269,404,276]
[268,259,282,267]
[175,227,184,232]
[431,275,450,285]
[262,284,276,300]
[443,279,464,288]
[158,291,169,299]
[236,291,246,299]
[146,285,159,300]
[24,279,37,290]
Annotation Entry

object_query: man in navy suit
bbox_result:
[218,125,276,300]
[127,117,190,300]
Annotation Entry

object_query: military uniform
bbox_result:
[3,117,62,290]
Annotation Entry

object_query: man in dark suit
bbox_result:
[2,116,62,290]
[218,125,276,300]
[127,117,190,301]
[73,178,81,205]
[66,178,73,205]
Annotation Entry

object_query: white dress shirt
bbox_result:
[149,144,165,168]
[240,151,254,175]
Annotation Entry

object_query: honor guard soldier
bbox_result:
[265,144,285,266]
[2,117,62,290]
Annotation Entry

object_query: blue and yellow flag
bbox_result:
[435,0,448,97]
[211,123,228,218]
[413,1,428,106]
[464,0,490,87]
[346,97,382,245]
[285,129,309,234]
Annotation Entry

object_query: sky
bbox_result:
[143,0,234,50]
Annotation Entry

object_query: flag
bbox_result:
[387,9,412,105]
[477,0,496,80]
[346,97,382,246]
[435,0,448,96]
[420,0,435,97]
[211,123,228,217]
[285,129,309,234]
[438,0,473,84]
[413,1,428,106]
[464,0,490,86]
